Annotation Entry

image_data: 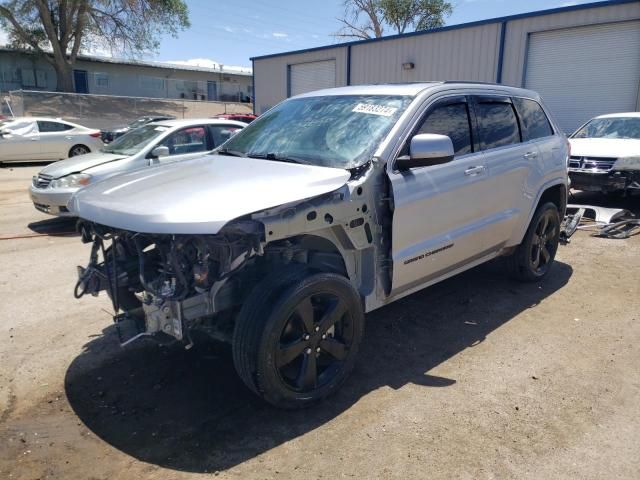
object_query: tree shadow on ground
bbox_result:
[65,259,572,473]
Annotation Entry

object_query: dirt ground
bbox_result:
[0,164,639,480]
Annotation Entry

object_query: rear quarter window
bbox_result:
[513,97,553,141]
[476,100,521,150]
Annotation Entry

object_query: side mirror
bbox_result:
[151,145,170,158]
[396,133,454,170]
[0,129,11,137]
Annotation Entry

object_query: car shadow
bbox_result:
[0,161,55,168]
[27,217,78,236]
[65,259,572,473]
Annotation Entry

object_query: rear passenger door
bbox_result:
[512,96,563,172]
[36,120,75,159]
[471,95,535,249]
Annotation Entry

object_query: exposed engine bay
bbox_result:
[74,216,356,346]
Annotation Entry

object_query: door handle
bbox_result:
[464,166,486,176]
[524,151,538,159]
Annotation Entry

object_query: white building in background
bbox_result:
[251,0,640,133]
[0,48,253,103]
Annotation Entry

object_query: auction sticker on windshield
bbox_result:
[352,103,398,117]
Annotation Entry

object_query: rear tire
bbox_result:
[233,270,364,409]
[69,145,90,157]
[506,202,560,282]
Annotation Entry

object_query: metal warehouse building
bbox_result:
[252,0,640,133]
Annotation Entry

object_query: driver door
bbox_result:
[387,95,494,296]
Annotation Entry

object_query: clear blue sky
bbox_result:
[153,0,597,67]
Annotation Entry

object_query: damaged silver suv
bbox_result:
[71,83,569,408]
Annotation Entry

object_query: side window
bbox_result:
[37,121,73,132]
[513,97,553,141]
[476,100,521,150]
[416,103,473,156]
[159,126,208,155]
[209,124,242,147]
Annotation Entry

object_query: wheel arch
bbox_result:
[513,179,568,246]
[261,231,375,304]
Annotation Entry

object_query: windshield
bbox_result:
[220,94,413,169]
[101,124,169,155]
[572,117,640,140]
[127,117,151,129]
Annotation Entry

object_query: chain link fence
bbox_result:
[4,90,253,129]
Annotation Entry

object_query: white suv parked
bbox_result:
[70,83,569,409]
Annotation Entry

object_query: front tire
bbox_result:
[233,271,364,409]
[506,202,560,282]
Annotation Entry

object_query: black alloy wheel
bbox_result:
[529,208,559,275]
[506,202,560,282]
[275,291,355,392]
[233,271,364,409]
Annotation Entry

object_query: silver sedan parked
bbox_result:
[0,117,103,163]
[30,118,245,216]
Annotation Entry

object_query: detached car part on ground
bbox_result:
[562,204,639,240]
[29,119,245,216]
[71,83,569,409]
[568,113,640,195]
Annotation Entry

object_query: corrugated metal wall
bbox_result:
[500,1,640,86]
[350,23,501,85]
[253,1,640,110]
[253,47,348,113]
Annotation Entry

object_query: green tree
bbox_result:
[336,0,452,40]
[0,0,190,92]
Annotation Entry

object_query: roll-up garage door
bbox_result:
[290,60,336,97]
[525,21,640,134]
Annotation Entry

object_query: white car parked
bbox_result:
[30,118,246,216]
[568,112,640,194]
[0,117,103,163]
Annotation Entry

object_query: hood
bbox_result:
[69,154,351,234]
[569,138,640,159]
[40,151,127,178]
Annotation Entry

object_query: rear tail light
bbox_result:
[89,131,102,138]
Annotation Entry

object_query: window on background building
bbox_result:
[95,73,109,88]
[140,75,165,90]
[175,80,185,91]
[35,70,47,88]
[20,68,36,88]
